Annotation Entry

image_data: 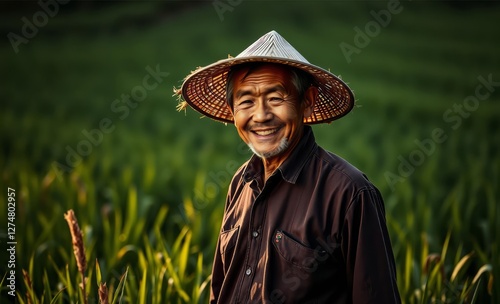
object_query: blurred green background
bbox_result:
[1,0,499,303]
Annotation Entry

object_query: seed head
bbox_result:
[64,209,87,274]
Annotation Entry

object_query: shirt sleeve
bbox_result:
[210,233,223,304]
[210,191,231,304]
[341,187,401,303]
[209,166,245,304]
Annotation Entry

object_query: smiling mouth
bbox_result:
[252,128,280,136]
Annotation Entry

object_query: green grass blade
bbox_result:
[96,258,103,286]
[138,268,148,304]
[43,270,53,302]
[472,264,493,286]
[49,287,66,304]
[178,230,192,281]
[451,252,474,283]
[404,243,412,294]
[111,267,129,304]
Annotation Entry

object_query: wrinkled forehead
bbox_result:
[231,63,294,85]
[231,63,292,88]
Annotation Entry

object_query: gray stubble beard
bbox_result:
[248,137,289,159]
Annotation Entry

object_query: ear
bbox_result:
[302,86,317,118]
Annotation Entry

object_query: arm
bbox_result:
[341,187,401,303]
[209,235,223,304]
[209,164,246,303]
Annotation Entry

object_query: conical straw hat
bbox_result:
[178,30,354,124]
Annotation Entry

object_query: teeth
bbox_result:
[255,129,277,136]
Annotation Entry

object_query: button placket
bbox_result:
[238,193,267,302]
[238,176,277,302]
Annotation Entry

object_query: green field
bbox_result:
[1,1,499,303]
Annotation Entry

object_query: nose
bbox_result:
[252,99,273,122]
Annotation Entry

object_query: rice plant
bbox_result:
[1,1,499,303]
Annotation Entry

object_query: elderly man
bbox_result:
[178,31,401,303]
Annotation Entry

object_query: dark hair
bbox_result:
[226,62,315,109]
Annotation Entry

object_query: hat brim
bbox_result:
[180,56,355,124]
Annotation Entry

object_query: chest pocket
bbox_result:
[219,226,240,274]
[272,230,323,271]
[271,230,345,302]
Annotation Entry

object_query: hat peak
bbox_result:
[236,30,309,63]
[266,30,279,37]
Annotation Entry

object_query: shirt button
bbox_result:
[252,231,259,238]
[245,268,252,276]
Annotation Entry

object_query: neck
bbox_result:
[262,158,281,182]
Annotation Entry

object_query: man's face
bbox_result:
[230,64,314,160]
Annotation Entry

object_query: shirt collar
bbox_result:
[242,125,317,184]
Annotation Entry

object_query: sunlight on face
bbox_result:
[231,64,306,162]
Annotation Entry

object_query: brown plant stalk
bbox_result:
[64,209,88,304]
[22,269,33,304]
[98,282,109,304]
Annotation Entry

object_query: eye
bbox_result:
[236,99,253,109]
[269,97,284,102]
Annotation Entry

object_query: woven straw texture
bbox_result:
[180,31,354,124]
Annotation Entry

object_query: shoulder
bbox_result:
[311,147,387,222]
[314,146,373,189]
[317,147,388,213]
[306,146,382,208]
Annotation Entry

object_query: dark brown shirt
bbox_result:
[210,126,401,304]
